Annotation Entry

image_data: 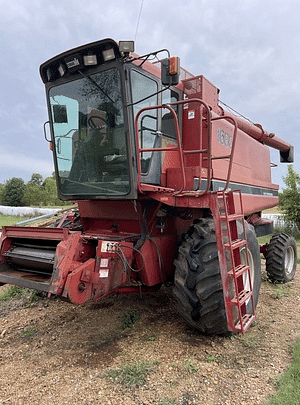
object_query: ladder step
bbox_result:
[231,290,252,306]
[214,190,255,334]
[228,264,250,278]
[235,314,256,333]
[224,239,247,249]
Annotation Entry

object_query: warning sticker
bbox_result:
[100,258,109,268]
[188,110,195,119]
[99,269,109,278]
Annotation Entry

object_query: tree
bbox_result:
[2,178,26,206]
[279,165,300,230]
[22,173,45,206]
[0,184,5,205]
[28,173,43,187]
[43,176,62,205]
[23,182,45,206]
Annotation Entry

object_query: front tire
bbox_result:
[173,217,261,335]
[266,233,297,283]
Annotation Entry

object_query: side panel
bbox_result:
[211,120,276,190]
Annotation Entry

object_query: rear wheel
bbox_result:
[173,217,261,335]
[266,233,297,283]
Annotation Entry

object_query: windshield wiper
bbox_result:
[78,70,115,104]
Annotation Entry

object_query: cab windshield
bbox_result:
[49,68,130,197]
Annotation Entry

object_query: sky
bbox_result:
[0,0,299,190]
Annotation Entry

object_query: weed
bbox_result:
[270,283,295,300]
[147,335,156,342]
[206,355,218,363]
[24,289,45,307]
[0,285,24,301]
[121,310,140,330]
[104,360,154,387]
[21,327,37,340]
[0,285,45,306]
[261,270,269,282]
[185,357,198,374]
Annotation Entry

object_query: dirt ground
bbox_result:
[0,262,299,405]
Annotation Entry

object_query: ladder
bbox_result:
[213,190,256,333]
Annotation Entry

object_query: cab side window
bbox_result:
[162,89,180,139]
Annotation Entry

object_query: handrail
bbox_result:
[134,99,238,196]
[134,104,186,194]
[169,98,212,196]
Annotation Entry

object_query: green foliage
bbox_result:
[185,357,198,373]
[0,183,5,204]
[23,172,61,206]
[122,310,140,329]
[268,338,300,404]
[0,285,45,305]
[206,355,218,363]
[28,173,43,187]
[2,177,26,206]
[0,172,67,207]
[159,399,179,405]
[0,285,25,301]
[104,361,154,387]
[42,176,62,205]
[279,166,300,230]
[21,327,37,340]
[22,182,46,206]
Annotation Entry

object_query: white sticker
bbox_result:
[188,110,195,119]
[99,269,109,278]
[100,258,109,268]
[101,241,117,252]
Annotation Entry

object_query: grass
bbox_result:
[267,338,300,404]
[0,214,32,227]
[0,285,25,301]
[269,283,296,300]
[104,360,154,387]
[264,235,300,404]
[0,206,71,228]
[0,285,45,306]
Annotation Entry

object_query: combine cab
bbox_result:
[0,39,297,334]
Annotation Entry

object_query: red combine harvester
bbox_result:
[0,39,297,334]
